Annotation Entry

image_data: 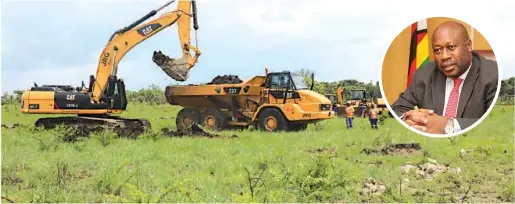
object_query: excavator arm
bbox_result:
[336,87,344,106]
[90,0,200,103]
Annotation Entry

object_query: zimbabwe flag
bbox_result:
[407,19,429,87]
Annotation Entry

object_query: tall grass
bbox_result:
[1,104,514,202]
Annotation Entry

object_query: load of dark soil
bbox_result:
[161,123,239,139]
[361,143,421,155]
[207,75,243,84]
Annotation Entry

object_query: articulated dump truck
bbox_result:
[164,69,335,132]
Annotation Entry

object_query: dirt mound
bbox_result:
[360,177,387,197]
[401,161,455,180]
[60,125,104,142]
[161,123,239,139]
[361,143,421,155]
[207,75,243,84]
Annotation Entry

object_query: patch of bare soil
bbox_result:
[361,143,421,155]
[306,146,338,158]
[1,123,25,129]
[360,177,387,197]
[207,75,243,84]
[161,124,239,139]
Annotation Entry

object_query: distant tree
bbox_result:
[500,77,515,96]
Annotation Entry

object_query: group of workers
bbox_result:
[342,102,379,130]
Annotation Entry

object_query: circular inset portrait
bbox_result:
[380,17,500,138]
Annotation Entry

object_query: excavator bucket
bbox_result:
[152,50,190,81]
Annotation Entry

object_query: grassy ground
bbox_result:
[1,103,514,203]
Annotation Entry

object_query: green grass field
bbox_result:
[1,104,514,203]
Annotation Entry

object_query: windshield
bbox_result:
[351,90,364,100]
[291,74,308,90]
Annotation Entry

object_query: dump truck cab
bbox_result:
[251,71,335,131]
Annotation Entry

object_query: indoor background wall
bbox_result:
[381,17,495,106]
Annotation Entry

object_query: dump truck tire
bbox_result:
[258,108,288,132]
[176,108,201,131]
[201,108,227,130]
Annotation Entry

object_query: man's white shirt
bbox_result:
[442,62,472,132]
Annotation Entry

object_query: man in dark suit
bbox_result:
[391,21,498,135]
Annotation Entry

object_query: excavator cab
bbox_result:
[103,75,128,111]
[84,74,128,111]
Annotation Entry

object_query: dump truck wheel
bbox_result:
[258,108,288,132]
[201,108,227,130]
[176,108,201,131]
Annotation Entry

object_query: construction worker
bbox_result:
[345,102,354,129]
[360,102,367,118]
[369,104,379,129]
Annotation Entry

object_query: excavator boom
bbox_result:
[91,0,200,103]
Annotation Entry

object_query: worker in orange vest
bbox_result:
[369,104,379,130]
[345,102,355,129]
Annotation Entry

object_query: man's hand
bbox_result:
[402,109,450,134]
[424,114,449,134]
[402,109,434,132]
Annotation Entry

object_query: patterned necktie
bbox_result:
[444,78,463,118]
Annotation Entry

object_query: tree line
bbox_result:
[2,73,514,105]
[297,68,382,101]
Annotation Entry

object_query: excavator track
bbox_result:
[34,116,151,139]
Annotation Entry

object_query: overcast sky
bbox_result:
[1,0,514,93]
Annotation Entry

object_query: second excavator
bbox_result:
[20,0,200,137]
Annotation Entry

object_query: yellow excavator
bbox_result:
[20,0,200,137]
[324,87,345,117]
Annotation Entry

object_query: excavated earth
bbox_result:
[160,123,239,139]
[360,177,387,197]
[207,75,243,84]
[361,143,422,155]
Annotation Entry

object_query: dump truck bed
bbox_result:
[165,75,266,109]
